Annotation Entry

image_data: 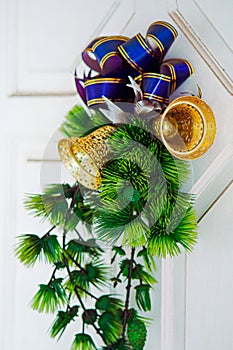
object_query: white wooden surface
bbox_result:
[0,0,232,349]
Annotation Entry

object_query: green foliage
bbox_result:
[73,189,95,225]
[148,206,198,257]
[24,183,96,232]
[98,311,123,344]
[15,233,62,266]
[15,234,42,266]
[66,261,108,294]
[137,248,156,272]
[42,235,63,263]
[60,105,110,138]
[95,295,123,312]
[92,120,197,255]
[66,238,103,264]
[135,284,151,312]
[95,201,148,247]
[120,260,157,286]
[25,184,69,226]
[112,246,126,257]
[159,146,190,190]
[71,333,97,350]
[50,305,79,339]
[31,278,67,313]
[127,319,147,350]
[16,105,199,349]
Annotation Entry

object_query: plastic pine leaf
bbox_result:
[160,147,190,189]
[50,306,79,339]
[73,190,95,225]
[64,212,80,231]
[85,261,108,288]
[122,219,148,247]
[71,333,97,350]
[95,295,123,311]
[31,278,67,313]
[24,194,47,219]
[66,239,103,264]
[137,248,156,272]
[66,261,107,294]
[98,311,123,344]
[112,246,126,257]
[25,184,69,227]
[60,105,110,138]
[41,235,62,263]
[135,284,152,311]
[148,206,197,257]
[15,234,42,266]
[15,233,62,266]
[65,270,90,293]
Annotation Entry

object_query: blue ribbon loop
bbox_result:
[146,21,178,62]
[82,36,129,75]
[142,73,171,104]
[84,77,134,107]
[160,59,194,93]
[118,33,159,73]
[75,21,193,107]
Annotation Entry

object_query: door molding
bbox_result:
[168,0,233,95]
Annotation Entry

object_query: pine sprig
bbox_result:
[71,333,97,350]
[98,311,123,344]
[31,278,67,313]
[66,238,103,264]
[135,284,152,312]
[16,105,199,349]
[60,105,111,138]
[24,184,69,226]
[65,260,108,294]
[50,305,79,339]
[15,232,62,266]
[148,205,197,257]
[15,234,42,266]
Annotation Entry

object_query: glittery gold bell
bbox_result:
[153,96,216,160]
[58,125,115,190]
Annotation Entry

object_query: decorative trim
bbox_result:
[190,144,233,221]
[168,0,233,95]
[161,257,174,350]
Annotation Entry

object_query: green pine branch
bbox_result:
[15,105,198,349]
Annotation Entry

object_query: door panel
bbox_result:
[8,0,135,95]
[185,184,233,350]
[1,0,232,349]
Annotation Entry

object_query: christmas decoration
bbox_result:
[153,95,216,159]
[58,125,115,190]
[15,19,217,350]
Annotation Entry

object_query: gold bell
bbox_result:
[152,96,216,160]
[58,125,115,190]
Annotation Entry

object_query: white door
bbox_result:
[0,1,232,349]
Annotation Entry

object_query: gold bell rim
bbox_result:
[159,97,216,158]
[58,138,101,190]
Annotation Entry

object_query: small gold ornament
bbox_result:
[156,96,216,160]
[58,125,115,190]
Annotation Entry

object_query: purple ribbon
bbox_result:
[75,21,194,107]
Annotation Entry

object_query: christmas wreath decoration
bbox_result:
[16,21,216,349]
